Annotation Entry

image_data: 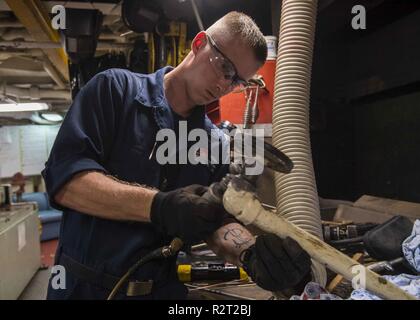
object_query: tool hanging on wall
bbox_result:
[242,75,266,129]
[159,21,189,70]
[147,21,190,73]
[147,33,156,74]
[242,89,254,129]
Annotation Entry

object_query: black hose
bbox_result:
[107,238,183,300]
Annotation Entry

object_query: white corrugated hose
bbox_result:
[272,0,327,286]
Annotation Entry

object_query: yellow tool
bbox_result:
[177,263,248,283]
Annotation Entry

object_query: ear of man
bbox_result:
[191,31,208,54]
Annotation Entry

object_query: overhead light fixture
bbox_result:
[40,112,64,122]
[0,102,49,113]
[30,112,63,125]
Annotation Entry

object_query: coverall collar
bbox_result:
[135,66,207,132]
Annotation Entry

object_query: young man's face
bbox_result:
[188,33,262,106]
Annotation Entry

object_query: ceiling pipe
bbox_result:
[0,28,33,41]
[0,84,71,101]
[0,41,132,50]
[0,41,60,49]
[99,32,125,40]
[0,19,23,28]
[5,0,69,81]
[190,0,205,31]
[42,58,66,89]
[41,1,122,15]
[0,49,44,61]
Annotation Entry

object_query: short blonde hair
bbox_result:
[207,11,267,63]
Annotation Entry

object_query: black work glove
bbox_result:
[150,184,225,244]
[240,234,312,291]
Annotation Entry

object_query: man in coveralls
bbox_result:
[42,12,312,300]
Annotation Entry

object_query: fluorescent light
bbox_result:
[40,113,63,122]
[0,102,49,112]
[30,112,63,125]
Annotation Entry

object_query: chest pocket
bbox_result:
[106,109,162,186]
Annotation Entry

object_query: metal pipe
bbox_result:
[190,0,204,31]
[5,0,69,81]
[0,19,22,28]
[0,84,71,100]
[0,41,132,50]
[0,41,61,49]
[98,32,124,40]
[0,49,43,60]
[42,59,66,89]
[0,28,32,41]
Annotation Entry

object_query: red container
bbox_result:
[206,60,276,125]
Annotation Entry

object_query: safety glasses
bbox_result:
[207,34,249,90]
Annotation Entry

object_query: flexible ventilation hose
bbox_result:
[272,0,327,285]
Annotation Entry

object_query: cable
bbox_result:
[107,238,183,300]
[190,0,204,31]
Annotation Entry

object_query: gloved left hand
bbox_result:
[240,234,312,291]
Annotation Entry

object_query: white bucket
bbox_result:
[265,36,277,60]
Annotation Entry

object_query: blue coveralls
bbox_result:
[42,67,229,300]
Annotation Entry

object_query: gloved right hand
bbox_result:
[240,234,312,292]
[150,184,225,244]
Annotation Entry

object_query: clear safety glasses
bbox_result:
[207,34,249,91]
